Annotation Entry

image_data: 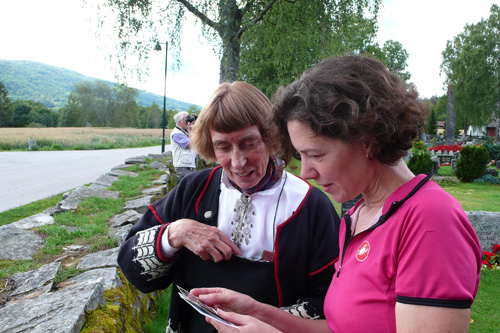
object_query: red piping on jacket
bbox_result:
[150,204,178,263]
[308,257,339,277]
[150,204,166,224]
[195,166,223,216]
[273,179,313,307]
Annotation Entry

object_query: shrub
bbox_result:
[408,151,433,175]
[412,140,427,152]
[483,141,500,161]
[50,143,64,150]
[456,145,490,182]
[432,176,459,186]
[473,174,500,185]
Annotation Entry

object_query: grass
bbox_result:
[442,183,500,211]
[143,285,172,333]
[0,193,64,227]
[470,269,500,332]
[0,127,172,151]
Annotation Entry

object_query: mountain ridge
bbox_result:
[0,60,196,111]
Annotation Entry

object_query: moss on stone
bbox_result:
[81,269,160,332]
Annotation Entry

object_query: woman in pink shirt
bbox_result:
[192,55,482,332]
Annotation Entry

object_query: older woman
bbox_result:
[193,56,482,332]
[117,81,340,332]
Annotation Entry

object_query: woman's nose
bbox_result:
[231,150,247,169]
[300,161,317,180]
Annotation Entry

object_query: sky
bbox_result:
[0,0,499,107]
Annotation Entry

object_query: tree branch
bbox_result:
[236,0,278,39]
[176,0,217,30]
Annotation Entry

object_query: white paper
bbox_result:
[177,285,238,328]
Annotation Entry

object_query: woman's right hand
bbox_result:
[168,219,242,262]
[191,287,259,316]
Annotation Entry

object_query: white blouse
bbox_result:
[161,170,308,260]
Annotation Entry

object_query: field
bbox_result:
[0,127,172,151]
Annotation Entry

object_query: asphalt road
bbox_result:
[0,146,170,213]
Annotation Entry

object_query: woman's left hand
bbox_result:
[207,309,282,333]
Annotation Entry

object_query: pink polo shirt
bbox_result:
[325,174,482,332]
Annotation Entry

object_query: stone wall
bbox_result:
[467,211,500,252]
[0,152,173,332]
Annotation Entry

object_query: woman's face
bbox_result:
[210,125,270,190]
[287,120,370,203]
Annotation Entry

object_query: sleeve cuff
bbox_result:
[160,223,182,257]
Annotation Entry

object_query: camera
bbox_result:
[186,115,197,124]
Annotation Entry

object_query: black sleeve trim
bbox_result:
[397,295,471,309]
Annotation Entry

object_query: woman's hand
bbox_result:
[193,287,330,333]
[192,287,259,315]
[207,309,282,333]
[168,219,242,262]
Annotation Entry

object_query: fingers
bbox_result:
[207,310,280,333]
[206,315,239,333]
[168,219,241,262]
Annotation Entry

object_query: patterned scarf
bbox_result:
[228,156,281,195]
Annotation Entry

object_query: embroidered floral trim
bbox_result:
[132,225,172,281]
[281,301,320,320]
[231,192,255,247]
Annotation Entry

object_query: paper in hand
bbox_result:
[177,285,238,328]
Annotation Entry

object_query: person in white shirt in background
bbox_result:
[171,111,197,183]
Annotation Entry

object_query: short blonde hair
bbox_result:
[190,81,279,162]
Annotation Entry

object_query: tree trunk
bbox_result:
[218,0,241,83]
[219,31,241,83]
[446,84,456,145]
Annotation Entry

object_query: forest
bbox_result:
[0,60,199,128]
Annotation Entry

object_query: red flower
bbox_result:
[483,260,492,268]
[493,244,500,253]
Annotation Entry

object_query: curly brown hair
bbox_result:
[272,55,429,165]
[190,81,280,162]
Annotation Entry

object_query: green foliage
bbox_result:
[363,40,411,82]
[95,0,384,88]
[432,176,459,186]
[456,145,491,182]
[473,174,500,184]
[441,4,500,128]
[407,151,433,175]
[0,60,195,111]
[50,143,64,151]
[483,141,500,161]
[67,80,139,127]
[425,109,438,135]
[411,140,427,152]
[238,0,383,96]
[0,81,12,127]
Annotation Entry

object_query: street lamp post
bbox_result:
[154,40,168,153]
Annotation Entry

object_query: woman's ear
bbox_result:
[363,141,375,160]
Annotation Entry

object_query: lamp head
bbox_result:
[154,41,162,51]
